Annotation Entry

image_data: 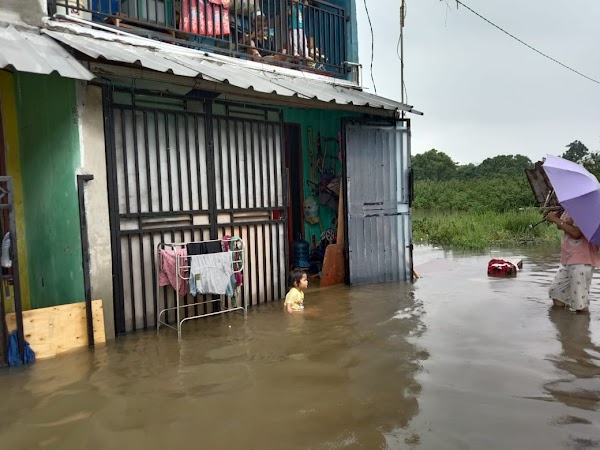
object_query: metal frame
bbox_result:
[48,0,349,77]
[104,87,288,335]
[156,237,246,340]
[77,174,96,347]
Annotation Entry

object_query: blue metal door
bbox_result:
[344,120,413,285]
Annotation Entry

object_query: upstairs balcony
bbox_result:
[47,0,352,79]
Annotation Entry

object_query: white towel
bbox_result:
[189,252,234,296]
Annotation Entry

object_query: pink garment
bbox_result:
[560,212,600,267]
[180,0,230,36]
[159,248,189,296]
[223,235,243,286]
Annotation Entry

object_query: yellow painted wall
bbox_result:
[0,70,31,311]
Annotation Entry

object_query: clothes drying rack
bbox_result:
[156,237,246,340]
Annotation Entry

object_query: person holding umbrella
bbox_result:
[543,155,600,312]
[546,210,600,312]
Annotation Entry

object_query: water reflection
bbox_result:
[546,309,600,409]
[342,283,427,447]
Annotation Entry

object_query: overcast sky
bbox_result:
[356,0,600,165]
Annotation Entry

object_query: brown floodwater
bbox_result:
[1,245,599,449]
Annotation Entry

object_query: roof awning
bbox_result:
[0,25,94,80]
[43,23,422,116]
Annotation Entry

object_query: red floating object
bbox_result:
[487,259,518,277]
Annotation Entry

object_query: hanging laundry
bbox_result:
[159,248,189,296]
[222,235,243,286]
[1,232,11,268]
[187,241,223,256]
[189,252,234,296]
[180,0,230,36]
[187,240,223,270]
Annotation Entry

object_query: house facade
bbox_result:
[0,0,419,349]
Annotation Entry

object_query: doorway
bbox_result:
[284,123,304,268]
[343,119,413,284]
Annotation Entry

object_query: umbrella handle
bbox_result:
[529,207,564,230]
[529,218,547,230]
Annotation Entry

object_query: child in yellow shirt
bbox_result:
[284,269,308,313]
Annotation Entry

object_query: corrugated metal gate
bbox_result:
[344,120,412,285]
[104,89,287,334]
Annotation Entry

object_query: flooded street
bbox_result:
[1,245,599,449]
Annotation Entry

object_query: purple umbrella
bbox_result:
[543,155,600,245]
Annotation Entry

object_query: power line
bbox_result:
[363,0,377,94]
[450,0,600,85]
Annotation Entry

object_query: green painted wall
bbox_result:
[14,73,84,309]
[283,108,359,246]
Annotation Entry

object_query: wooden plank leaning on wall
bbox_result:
[5,300,105,360]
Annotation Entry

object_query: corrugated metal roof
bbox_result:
[43,23,422,115]
[0,25,94,80]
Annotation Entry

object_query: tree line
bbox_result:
[412,140,599,212]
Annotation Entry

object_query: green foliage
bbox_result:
[413,176,537,212]
[413,210,560,251]
[412,149,533,182]
[455,163,477,180]
[562,140,589,163]
[412,149,456,181]
[582,151,600,180]
[474,154,533,178]
[409,144,594,250]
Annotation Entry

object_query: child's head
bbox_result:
[289,268,308,290]
[253,12,270,34]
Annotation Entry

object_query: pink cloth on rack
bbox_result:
[223,235,243,286]
[159,248,189,296]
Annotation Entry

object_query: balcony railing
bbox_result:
[48,0,349,77]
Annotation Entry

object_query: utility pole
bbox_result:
[400,0,406,118]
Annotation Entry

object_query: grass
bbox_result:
[412,209,561,251]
